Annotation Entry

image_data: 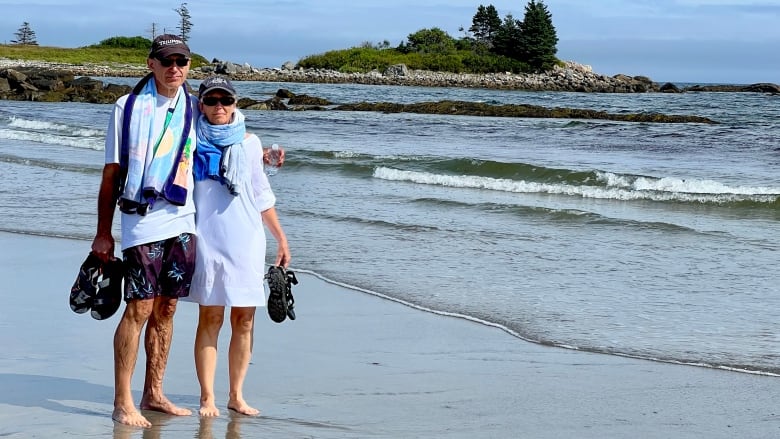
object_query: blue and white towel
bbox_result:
[120,76,192,212]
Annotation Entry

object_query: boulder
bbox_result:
[384,64,409,77]
[275,88,295,99]
[743,83,780,93]
[659,82,681,93]
[288,94,331,105]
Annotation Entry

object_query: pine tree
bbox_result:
[518,0,558,72]
[11,22,38,45]
[147,22,161,40]
[492,14,522,60]
[469,5,502,48]
[173,2,192,43]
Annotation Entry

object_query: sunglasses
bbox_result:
[156,57,190,67]
[201,96,236,106]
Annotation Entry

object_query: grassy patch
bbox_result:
[0,44,209,67]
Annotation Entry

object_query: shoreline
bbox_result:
[0,58,694,93]
[3,58,778,94]
[0,62,720,122]
[2,230,780,437]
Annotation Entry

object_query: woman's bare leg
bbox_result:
[227,307,259,415]
[194,305,225,417]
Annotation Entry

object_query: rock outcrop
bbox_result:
[332,100,717,124]
[0,67,722,124]
[2,58,780,95]
[0,67,131,103]
[212,61,660,93]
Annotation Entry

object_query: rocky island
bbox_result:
[1,58,776,124]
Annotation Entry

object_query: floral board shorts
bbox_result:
[122,233,197,301]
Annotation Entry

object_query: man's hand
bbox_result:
[91,232,116,263]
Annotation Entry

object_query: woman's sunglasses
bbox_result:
[201,96,236,106]
[156,57,190,67]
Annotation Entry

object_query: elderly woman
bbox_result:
[186,76,291,417]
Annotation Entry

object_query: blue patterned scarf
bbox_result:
[194,109,247,194]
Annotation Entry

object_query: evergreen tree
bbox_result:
[518,0,558,71]
[173,2,192,43]
[469,5,502,48]
[492,14,522,60]
[147,22,161,40]
[11,22,38,45]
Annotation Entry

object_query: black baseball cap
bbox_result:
[149,34,191,59]
[199,76,237,97]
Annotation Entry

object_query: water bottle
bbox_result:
[266,143,281,176]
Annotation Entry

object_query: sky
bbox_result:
[2,0,780,84]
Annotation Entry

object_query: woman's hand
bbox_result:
[262,146,285,167]
[275,240,291,268]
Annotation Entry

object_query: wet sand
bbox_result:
[0,231,778,438]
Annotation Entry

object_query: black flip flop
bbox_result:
[69,252,124,320]
[70,252,102,314]
[90,258,124,320]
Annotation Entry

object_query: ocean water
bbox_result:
[1,78,778,376]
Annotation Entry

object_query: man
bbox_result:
[91,34,196,428]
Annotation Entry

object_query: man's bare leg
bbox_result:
[227,307,260,416]
[139,296,192,416]
[113,299,154,428]
[195,305,225,417]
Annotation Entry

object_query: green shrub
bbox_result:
[298,46,534,75]
[90,36,151,50]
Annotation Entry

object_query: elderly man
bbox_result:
[91,34,197,428]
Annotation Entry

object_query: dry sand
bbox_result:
[0,231,778,438]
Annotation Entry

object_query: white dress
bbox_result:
[186,134,276,307]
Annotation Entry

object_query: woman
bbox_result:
[186,76,290,417]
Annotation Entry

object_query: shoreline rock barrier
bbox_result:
[2,58,779,94]
[0,66,719,123]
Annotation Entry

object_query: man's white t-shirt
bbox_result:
[105,88,197,251]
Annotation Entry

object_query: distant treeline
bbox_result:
[299,1,559,74]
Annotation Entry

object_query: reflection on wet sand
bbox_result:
[197,411,247,439]
[111,410,250,439]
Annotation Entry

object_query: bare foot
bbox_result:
[112,405,152,428]
[227,398,260,416]
[199,399,220,417]
[140,395,192,416]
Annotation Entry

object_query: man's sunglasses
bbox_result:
[201,96,236,106]
[156,57,190,67]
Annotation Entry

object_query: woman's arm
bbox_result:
[261,207,290,267]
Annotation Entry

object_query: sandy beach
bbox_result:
[0,231,778,438]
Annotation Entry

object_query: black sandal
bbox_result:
[265,266,298,323]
